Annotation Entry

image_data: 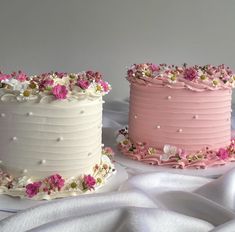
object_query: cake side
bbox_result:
[129,82,232,152]
[0,98,103,178]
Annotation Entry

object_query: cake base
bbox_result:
[117,127,235,170]
[0,148,116,200]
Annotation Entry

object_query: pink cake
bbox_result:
[117,63,235,169]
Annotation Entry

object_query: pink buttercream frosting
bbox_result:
[127,63,235,92]
[117,127,235,169]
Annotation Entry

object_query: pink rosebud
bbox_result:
[25,181,42,198]
[52,84,68,100]
[83,174,96,190]
[16,71,27,82]
[77,79,90,89]
[217,148,229,160]
[184,67,198,81]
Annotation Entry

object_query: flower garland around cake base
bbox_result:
[0,147,116,200]
[117,127,235,169]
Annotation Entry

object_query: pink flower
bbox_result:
[16,71,27,82]
[217,148,229,160]
[47,174,65,190]
[103,147,114,157]
[25,181,42,198]
[83,175,96,190]
[150,64,159,72]
[55,72,67,78]
[77,79,90,89]
[99,80,110,92]
[184,67,198,81]
[0,73,11,81]
[52,84,68,100]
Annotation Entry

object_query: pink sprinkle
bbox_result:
[25,181,42,198]
[52,84,68,100]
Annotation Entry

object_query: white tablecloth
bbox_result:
[1,100,235,232]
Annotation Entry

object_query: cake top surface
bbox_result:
[127,63,235,91]
[0,70,111,102]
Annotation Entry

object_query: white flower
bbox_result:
[3,79,28,92]
[160,144,178,161]
[116,134,126,143]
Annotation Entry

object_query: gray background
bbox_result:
[0,0,234,101]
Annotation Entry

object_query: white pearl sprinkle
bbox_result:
[156,125,161,129]
[27,112,33,116]
[102,100,105,103]
[88,152,92,156]
[57,137,64,142]
[231,109,233,113]
[40,159,46,164]
[167,96,172,100]
[12,136,17,141]
[193,115,199,119]
[101,143,104,147]
[178,128,183,133]
[80,110,84,114]
[22,169,28,174]
[1,113,5,117]
[134,115,138,119]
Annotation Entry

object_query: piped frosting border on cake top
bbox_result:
[127,63,235,91]
[0,70,111,102]
[0,147,116,200]
[117,127,235,169]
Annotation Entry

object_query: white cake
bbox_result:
[0,71,115,199]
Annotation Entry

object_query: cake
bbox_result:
[0,70,115,200]
[117,63,235,169]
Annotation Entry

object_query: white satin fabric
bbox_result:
[1,100,235,232]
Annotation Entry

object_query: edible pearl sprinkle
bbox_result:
[27,112,33,116]
[167,96,172,100]
[12,136,17,141]
[178,128,183,133]
[193,115,199,119]
[134,115,138,119]
[57,137,64,141]
[1,113,5,117]
[22,169,28,174]
[156,125,161,129]
[101,143,104,147]
[40,159,46,164]
[102,100,105,103]
[231,109,233,112]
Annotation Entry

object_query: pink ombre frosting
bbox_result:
[128,82,232,152]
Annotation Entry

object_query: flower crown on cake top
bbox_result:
[0,70,111,102]
[127,63,235,91]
